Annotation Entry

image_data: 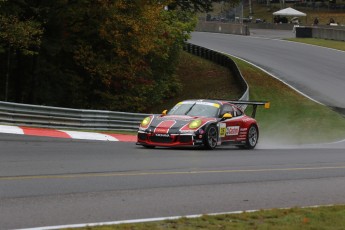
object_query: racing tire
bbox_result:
[203,124,218,150]
[244,125,258,149]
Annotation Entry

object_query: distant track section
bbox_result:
[189,32,345,110]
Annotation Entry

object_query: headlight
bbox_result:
[188,119,202,129]
[141,117,151,127]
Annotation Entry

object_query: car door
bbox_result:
[219,104,243,142]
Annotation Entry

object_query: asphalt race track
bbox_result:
[1,31,345,229]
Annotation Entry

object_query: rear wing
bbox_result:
[227,100,270,118]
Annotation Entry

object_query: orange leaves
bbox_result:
[99,0,172,57]
[0,15,43,55]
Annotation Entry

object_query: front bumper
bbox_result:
[137,131,204,147]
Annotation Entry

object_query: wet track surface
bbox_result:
[1,134,345,229]
[1,31,345,229]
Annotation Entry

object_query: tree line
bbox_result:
[0,0,225,112]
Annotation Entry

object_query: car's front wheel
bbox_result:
[203,125,218,150]
[244,125,258,149]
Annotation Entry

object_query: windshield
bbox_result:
[168,101,220,117]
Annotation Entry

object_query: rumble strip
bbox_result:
[0,124,136,142]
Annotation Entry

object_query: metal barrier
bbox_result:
[0,43,249,131]
[0,100,149,131]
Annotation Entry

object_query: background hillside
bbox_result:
[208,1,345,25]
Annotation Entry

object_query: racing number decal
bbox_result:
[219,123,226,137]
[226,126,240,136]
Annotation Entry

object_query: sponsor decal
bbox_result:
[155,128,166,133]
[154,133,170,137]
[226,126,240,136]
[242,118,253,123]
[195,139,203,144]
[180,130,195,133]
[157,116,192,121]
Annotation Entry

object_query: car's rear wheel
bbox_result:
[203,125,218,150]
[244,125,258,149]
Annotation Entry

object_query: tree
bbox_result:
[170,0,223,12]
[0,0,199,112]
[70,0,196,111]
[0,0,43,101]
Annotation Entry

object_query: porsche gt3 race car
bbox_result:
[137,99,270,150]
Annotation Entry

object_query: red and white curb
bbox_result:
[0,125,136,142]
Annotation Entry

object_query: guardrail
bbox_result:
[0,101,149,131]
[0,43,249,131]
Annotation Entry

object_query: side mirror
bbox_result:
[264,102,270,109]
[162,110,167,116]
[221,113,232,120]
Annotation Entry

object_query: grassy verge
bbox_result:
[234,57,345,145]
[149,52,242,113]
[286,38,345,52]
[69,205,345,229]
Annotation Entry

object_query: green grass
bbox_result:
[149,52,242,113]
[67,205,345,229]
[286,38,345,51]
[234,57,345,145]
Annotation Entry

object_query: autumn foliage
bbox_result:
[0,0,207,112]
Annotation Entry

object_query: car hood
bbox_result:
[142,115,217,133]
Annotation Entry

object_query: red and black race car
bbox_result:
[137,99,270,150]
